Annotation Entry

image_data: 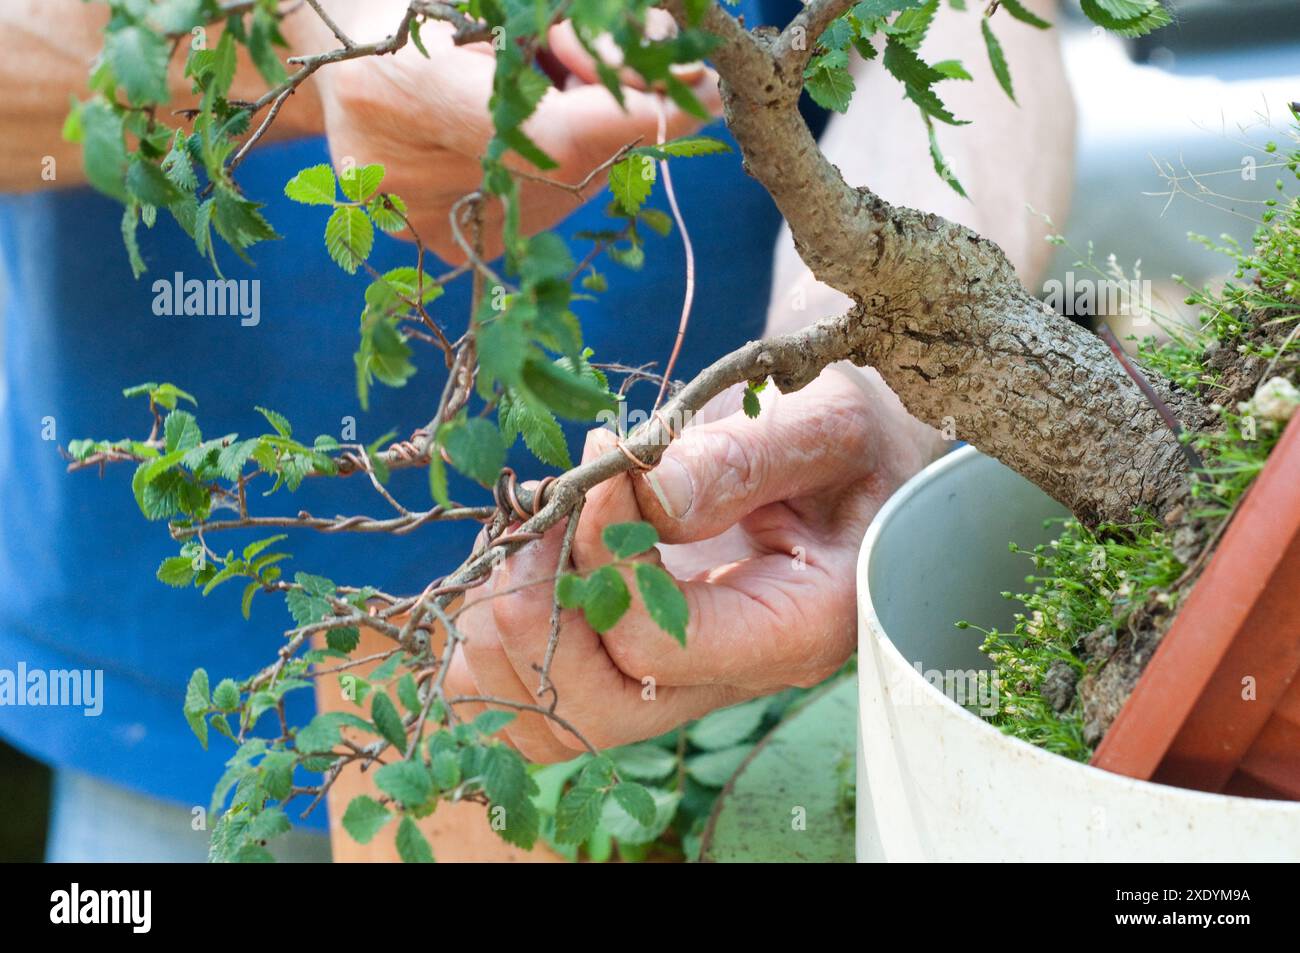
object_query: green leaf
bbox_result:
[981,19,1016,105]
[555,573,586,609]
[397,673,422,716]
[629,135,732,160]
[440,417,506,486]
[804,62,856,114]
[430,748,461,790]
[501,394,572,469]
[602,522,659,559]
[521,356,618,420]
[241,581,260,620]
[1079,0,1171,37]
[213,678,240,711]
[324,205,374,274]
[127,158,182,208]
[998,0,1052,29]
[743,385,762,418]
[882,37,966,126]
[255,406,292,438]
[371,692,409,752]
[580,565,631,633]
[608,742,678,781]
[284,164,337,205]
[852,0,926,16]
[157,555,197,588]
[395,816,435,862]
[925,112,968,198]
[339,163,385,202]
[687,697,767,750]
[686,743,754,786]
[374,760,434,806]
[608,155,656,215]
[164,410,202,453]
[217,438,259,480]
[183,668,211,749]
[473,710,517,738]
[599,786,681,845]
[81,100,128,202]
[428,449,450,508]
[297,711,374,753]
[611,781,657,827]
[341,795,392,844]
[554,785,606,845]
[634,563,688,646]
[106,25,170,105]
[367,192,410,232]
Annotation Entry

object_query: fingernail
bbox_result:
[646,455,693,520]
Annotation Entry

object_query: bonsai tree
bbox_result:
[66,0,1296,860]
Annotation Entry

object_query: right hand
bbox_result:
[290,2,721,262]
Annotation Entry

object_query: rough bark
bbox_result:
[671,1,1198,525]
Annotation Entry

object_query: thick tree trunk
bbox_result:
[681,4,1198,525]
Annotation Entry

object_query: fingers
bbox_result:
[454,567,586,763]
[632,373,883,545]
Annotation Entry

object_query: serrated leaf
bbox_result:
[998,0,1051,29]
[804,63,856,114]
[284,164,336,205]
[554,785,606,844]
[981,20,1016,105]
[371,692,409,752]
[743,385,762,418]
[581,565,631,633]
[473,710,517,738]
[106,25,170,105]
[608,155,655,215]
[1079,0,1171,37]
[157,555,198,588]
[164,410,202,453]
[374,760,433,806]
[602,522,659,559]
[341,795,391,844]
[183,668,210,748]
[324,205,374,274]
[521,356,618,421]
[439,417,505,486]
[255,405,292,438]
[213,678,240,711]
[611,781,656,827]
[634,563,688,646]
[395,815,435,862]
[340,162,385,202]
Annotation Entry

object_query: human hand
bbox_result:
[290,2,721,262]
[445,367,943,761]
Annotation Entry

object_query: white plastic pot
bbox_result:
[855,445,1300,861]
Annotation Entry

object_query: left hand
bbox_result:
[445,367,942,761]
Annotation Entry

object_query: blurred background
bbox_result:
[2,0,1298,861]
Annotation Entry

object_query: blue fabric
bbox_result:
[0,0,825,827]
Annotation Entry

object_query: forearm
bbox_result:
[765,0,1074,340]
[0,0,323,192]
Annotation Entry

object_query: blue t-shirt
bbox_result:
[0,2,825,826]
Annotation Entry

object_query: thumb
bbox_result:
[632,381,878,544]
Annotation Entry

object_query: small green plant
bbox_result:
[967,119,1300,757]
